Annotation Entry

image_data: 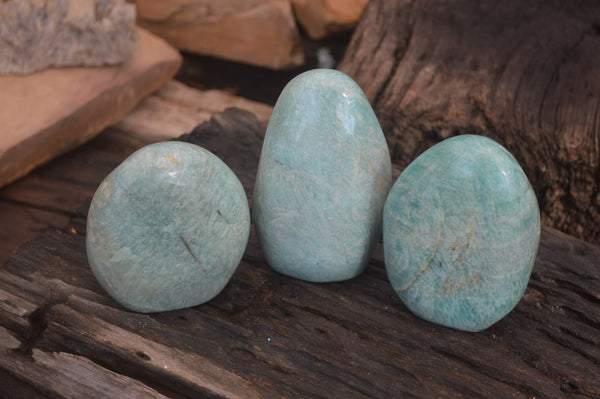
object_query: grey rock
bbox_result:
[0,0,137,75]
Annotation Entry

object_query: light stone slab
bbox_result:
[137,0,304,70]
[291,0,368,40]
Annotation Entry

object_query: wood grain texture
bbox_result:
[338,0,600,245]
[0,27,182,189]
[0,326,169,399]
[115,80,273,141]
[136,0,304,69]
[0,108,598,398]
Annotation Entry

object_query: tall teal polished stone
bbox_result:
[86,142,250,313]
[383,135,540,332]
[253,69,392,282]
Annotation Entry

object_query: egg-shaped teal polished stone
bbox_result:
[383,135,540,332]
[86,142,250,313]
[253,69,392,282]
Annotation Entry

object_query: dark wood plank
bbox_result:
[0,108,598,398]
[0,201,70,266]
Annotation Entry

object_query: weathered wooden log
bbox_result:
[0,326,169,399]
[116,80,273,141]
[338,0,600,244]
[0,108,598,398]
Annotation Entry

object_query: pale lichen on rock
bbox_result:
[0,0,137,75]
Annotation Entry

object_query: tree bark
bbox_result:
[339,0,600,244]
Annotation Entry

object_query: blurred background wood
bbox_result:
[339,0,600,244]
[114,80,273,141]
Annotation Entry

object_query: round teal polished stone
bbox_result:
[383,135,540,332]
[253,69,392,282]
[86,142,250,313]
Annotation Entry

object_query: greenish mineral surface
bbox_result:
[253,69,392,282]
[86,141,250,313]
[383,135,540,332]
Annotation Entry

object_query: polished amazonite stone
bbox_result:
[86,142,250,313]
[253,69,392,282]
[383,135,540,332]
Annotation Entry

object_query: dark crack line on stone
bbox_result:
[396,209,446,292]
[215,209,242,239]
[273,158,292,169]
[179,234,202,270]
[216,209,231,224]
[397,223,442,293]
